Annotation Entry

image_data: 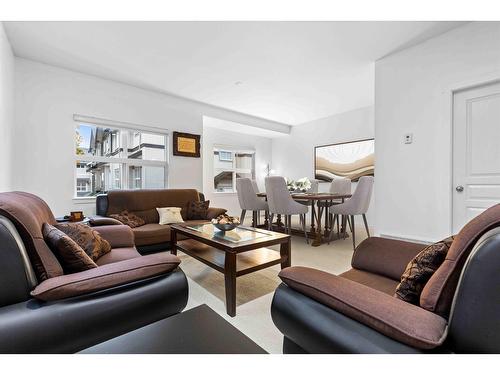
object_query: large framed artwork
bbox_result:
[314,138,374,182]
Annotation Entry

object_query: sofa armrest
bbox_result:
[31,253,181,301]
[279,266,448,350]
[206,207,227,219]
[352,237,426,280]
[88,215,123,226]
[92,224,135,248]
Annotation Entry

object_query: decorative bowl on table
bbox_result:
[211,214,240,231]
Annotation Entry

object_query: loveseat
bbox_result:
[95,189,226,254]
[0,192,188,353]
[271,204,500,353]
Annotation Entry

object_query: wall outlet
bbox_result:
[404,133,413,144]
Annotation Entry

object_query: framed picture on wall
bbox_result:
[173,131,201,157]
[314,138,375,182]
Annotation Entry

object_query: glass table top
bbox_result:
[185,224,272,243]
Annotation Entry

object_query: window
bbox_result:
[74,120,168,197]
[213,147,255,193]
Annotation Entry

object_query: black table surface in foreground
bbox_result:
[79,304,267,354]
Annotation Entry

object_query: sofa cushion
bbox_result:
[31,253,181,301]
[279,266,448,350]
[109,210,145,228]
[95,247,141,266]
[133,223,171,246]
[352,237,426,280]
[0,192,63,281]
[92,224,135,248]
[206,207,228,220]
[105,189,200,222]
[42,223,98,274]
[132,220,210,247]
[186,200,210,220]
[420,204,500,317]
[340,269,399,295]
[55,223,112,261]
[88,216,123,226]
[395,236,454,305]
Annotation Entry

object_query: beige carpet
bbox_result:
[179,253,281,307]
[180,221,370,354]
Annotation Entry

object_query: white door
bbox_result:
[452,81,500,233]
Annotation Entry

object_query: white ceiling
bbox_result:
[4,21,466,125]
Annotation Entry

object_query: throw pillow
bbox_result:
[157,207,184,225]
[186,200,210,220]
[394,236,455,305]
[109,210,145,228]
[43,223,97,273]
[55,223,112,261]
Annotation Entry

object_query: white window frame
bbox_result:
[213,146,255,194]
[73,114,169,199]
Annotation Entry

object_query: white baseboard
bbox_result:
[378,233,433,245]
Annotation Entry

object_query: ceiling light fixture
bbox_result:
[234,81,243,86]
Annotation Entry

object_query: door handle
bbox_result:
[456,185,464,192]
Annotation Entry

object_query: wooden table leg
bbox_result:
[324,200,331,235]
[312,200,322,247]
[280,238,291,269]
[224,251,237,317]
[310,204,316,234]
[170,229,177,255]
[276,214,284,230]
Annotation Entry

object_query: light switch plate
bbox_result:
[404,133,413,144]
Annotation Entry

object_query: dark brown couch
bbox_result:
[272,204,500,353]
[95,189,226,253]
[0,191,188,353]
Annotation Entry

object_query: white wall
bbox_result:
[271,106,375,225]
[0,23,14,192]
[14,58,284,216]
[375,22,500,242]
[203,125,272,216]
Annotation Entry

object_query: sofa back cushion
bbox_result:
[420,204,500,317]
[0,192,63,281]
[105,189,200,223]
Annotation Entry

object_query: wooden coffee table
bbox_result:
[170,223,291,317]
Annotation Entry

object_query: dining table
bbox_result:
[256,192,352,246]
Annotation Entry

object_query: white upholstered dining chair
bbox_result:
[265,176,309,242]
[329,176,373,249]
[236,178,268,227]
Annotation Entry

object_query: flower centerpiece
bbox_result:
[286,177,312,193]
[285,178,296,192]
[295,177,312,192]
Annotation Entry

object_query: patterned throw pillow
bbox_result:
[55,223,112,261]
[43,223,98,273]
[109,210,145,228]
[394,236,454,305]
[186,200,210,220]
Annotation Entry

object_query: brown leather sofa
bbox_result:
[271,204,500,353]
[95,189,226,254]
[0,192,188,353]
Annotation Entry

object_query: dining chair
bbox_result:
[329,176,373,249]
[265,176,309,243]
[296,179,319,228]
[251,179,267,226]
[236,178,269,227]
[320,178,352,238]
